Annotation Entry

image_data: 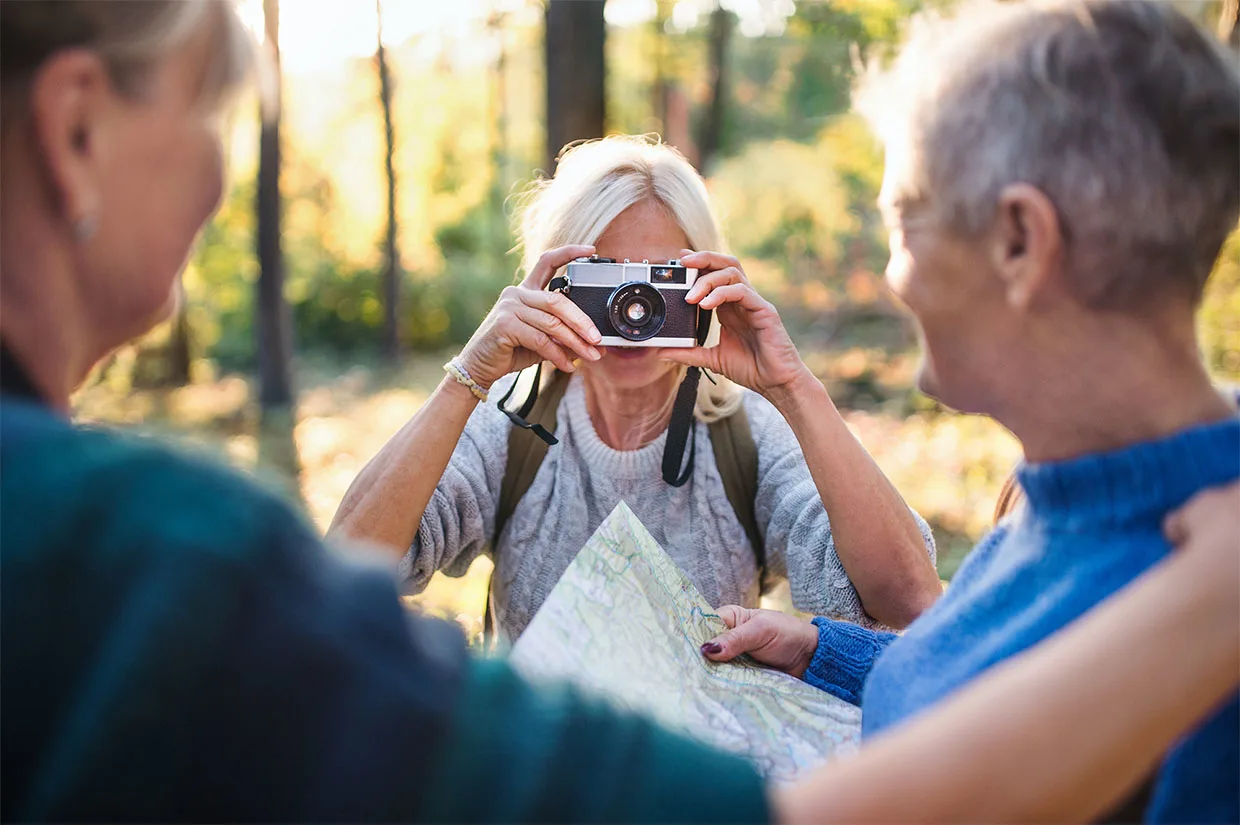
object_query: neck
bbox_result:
[0,242,97,414]
[993,315,1233,464]
[1,140,95,413]
[581,368,681,451]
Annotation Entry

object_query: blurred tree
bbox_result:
[697,3,734,173]
[375,0,402,361]
[167,300,192,385]
[257,0,295,413]
[651,0,672,131]
[545,0,605,170]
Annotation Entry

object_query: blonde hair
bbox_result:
[515,135,744,422]
[1,1,257,120]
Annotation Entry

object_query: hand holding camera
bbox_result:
[457,244,604,390]
[657,250,812,406]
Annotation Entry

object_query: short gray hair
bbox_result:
[857,0,1240,307]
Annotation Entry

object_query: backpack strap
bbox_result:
[484,378,765,643]
[485,368,571,644]
[708,403,765,577]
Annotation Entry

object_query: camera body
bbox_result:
[556,255,701,348]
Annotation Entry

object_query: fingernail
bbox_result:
[588,347,601,360]
[701,642,722,655]
[589,329,602,343]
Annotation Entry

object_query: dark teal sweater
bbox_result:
[0,397,769,823]
[804,416,1240,824]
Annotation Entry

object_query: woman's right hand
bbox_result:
[457,244,604,389]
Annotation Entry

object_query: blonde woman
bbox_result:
[331,137,941,642]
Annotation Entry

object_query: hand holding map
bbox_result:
[509,502,861,783]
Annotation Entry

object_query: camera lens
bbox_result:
[607,282,666,342]
[624,299,650,325]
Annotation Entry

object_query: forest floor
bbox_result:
[73,346,1021,636]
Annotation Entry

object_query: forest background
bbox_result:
[74,0,1240,640]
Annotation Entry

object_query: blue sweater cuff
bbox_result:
[802,617,897,706]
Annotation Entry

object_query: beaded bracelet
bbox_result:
[443,358,489,402]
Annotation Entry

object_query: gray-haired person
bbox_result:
[701,2,1240,822]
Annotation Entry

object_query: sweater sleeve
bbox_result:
[423,659,771,824]
[397,376,515,593]
[802,617,899,706]
[746,393,936,626]
[3,429,770,823]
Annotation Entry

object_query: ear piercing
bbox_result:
[73,214,98,242]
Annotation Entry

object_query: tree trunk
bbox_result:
[376,0,401,360]
[544,0,606,172]
[489,8,508,266]
[697,3,733,173]
[652,0,670,133]
[167,299,192,385]
[257,0,294,412]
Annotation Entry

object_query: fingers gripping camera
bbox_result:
[552,255,703,347]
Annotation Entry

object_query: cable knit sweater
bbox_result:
[399,374,936,641]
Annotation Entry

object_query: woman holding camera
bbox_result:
[331,136,941,643]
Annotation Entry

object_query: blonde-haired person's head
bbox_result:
[515,135,743,422]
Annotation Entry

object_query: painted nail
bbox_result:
[701,642,722,655]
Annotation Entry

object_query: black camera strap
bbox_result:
[497,361,559,446]
[661,366,700,487]
[660,305,715,487]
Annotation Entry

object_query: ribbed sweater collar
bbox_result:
[1017,415,1240,529]
[562,374,670,479]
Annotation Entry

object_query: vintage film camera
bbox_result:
[552,255,702,347]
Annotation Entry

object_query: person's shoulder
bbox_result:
[2,403,312,569]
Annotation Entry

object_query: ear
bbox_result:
[989,183,1062,311]
[27,49,112,235]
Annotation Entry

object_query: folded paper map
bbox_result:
[509,502,862,783]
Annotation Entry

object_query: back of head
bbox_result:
[857,0,1240,309]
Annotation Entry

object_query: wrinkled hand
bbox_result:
[700,606,820,678]
[656,250,810,402]
[1163,482,1239,579]
[457,244,603,389]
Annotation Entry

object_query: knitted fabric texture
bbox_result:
[399,373,936,641]
[803,415,1240,824]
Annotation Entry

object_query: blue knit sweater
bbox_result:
[804,417,1240,824]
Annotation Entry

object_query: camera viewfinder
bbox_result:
[651,266,687,285]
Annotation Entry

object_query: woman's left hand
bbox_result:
[656,250,810,401]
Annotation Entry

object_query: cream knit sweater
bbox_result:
[398,374,936,642]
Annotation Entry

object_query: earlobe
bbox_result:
[993,183,1061,311]
[27,49,109,235]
